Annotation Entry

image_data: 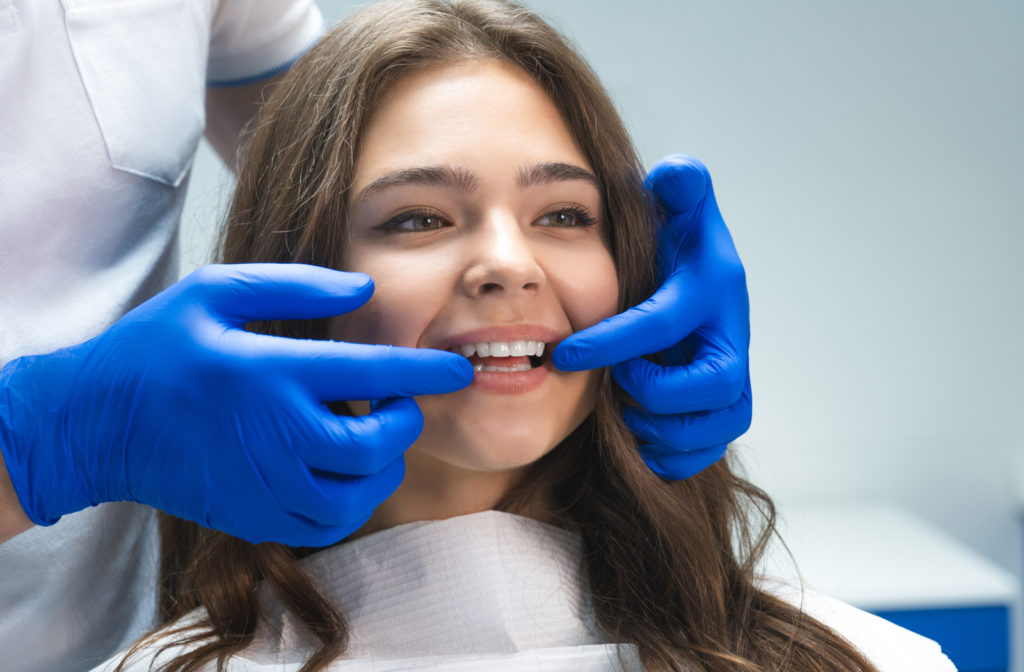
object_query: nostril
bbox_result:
[480,282,502,294]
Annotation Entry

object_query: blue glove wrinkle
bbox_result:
[612,334,747,415]
[311,398,423,476]
[641,443,728,481]
[622,372,751,455]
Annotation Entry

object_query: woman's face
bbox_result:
[331,60,618,487]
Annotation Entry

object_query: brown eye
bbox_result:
[403,215,444,231]
[552,211,578,226]
[377,209,450,232]
[536,207,596,228]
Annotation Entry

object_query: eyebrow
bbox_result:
[353,166,480,205]
[516,162,600,190]
[352,162,599,205]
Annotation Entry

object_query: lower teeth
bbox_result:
[474,362,533,372]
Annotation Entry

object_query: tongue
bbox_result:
[471,355,531,367]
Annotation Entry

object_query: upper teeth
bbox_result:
[454,340,546,358]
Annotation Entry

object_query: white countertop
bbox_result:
[763,500,1019,610]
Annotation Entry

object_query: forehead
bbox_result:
[353,60,592,190]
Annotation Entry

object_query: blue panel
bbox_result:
[871,604,1009,672]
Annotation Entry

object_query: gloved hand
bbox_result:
[553,155,751,479]
[0,264,473,546]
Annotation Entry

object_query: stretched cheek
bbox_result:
[356,291,434,347]
[331,296,388,345]
[335,252,443,346]
[565,256,619,330]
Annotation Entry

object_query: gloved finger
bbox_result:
[187,263,375,324]
[647,156,744,293]
[280,497,382,548]
[298,397,423,475]
[552,272,710,371]
[621,378,752,453]
[304,455,406,530]
[233,332,475,399]
[256,444,405,534]
[611,343,748,415]
[262,520,346,549]
[640,443,728,480]
[246,466,395,547]
[644,154,711,216]
[228,501,345,547]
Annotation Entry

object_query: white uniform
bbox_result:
[92,511,957,672]
[0,1,322,670]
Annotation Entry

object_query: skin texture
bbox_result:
[331,61,619,533]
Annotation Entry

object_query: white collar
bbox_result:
[247,511,620,665]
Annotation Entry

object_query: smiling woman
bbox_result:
[332,60,619,525]
[97,1,950,671]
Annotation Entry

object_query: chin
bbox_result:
[441,427,562,472]
[415,382,599,474]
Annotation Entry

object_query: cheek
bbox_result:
[551,249,619,331]
[329,255,445,347]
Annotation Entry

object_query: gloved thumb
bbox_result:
[645,154,710,216]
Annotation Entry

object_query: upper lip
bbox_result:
[432,324,563,352]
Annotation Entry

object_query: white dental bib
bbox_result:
[248,510,637,670]
[103,511,643,671]
[96,510,953,671]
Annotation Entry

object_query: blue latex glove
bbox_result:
[0,264,473,546]
[553,155,751,479]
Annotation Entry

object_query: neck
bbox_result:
[350,446,531,540]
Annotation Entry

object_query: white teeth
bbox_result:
[474,362,532,372]
[453,340,547,359]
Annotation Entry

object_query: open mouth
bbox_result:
[450,340,547,372]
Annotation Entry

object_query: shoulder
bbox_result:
[771,584,957,672]
[207,0,323,86]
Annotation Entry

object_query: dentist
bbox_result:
[0,1,749,670]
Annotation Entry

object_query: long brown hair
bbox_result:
[123,2,879,670]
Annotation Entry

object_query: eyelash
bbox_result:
[375,208,450,233]
[375,205,598,233]
[537,205,597,228]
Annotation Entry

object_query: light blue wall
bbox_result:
[182,0,1024,602]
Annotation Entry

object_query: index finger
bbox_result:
[234,332,475,399]
[552,273,709,371]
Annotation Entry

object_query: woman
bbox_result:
[97,1,953,670]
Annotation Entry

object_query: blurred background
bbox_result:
[180,1,1024,668]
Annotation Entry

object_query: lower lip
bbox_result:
[470,360,550,394]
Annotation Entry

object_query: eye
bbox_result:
[535,206,597,228]
[376,208,451,233]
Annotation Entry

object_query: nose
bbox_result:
[461,213,545,298]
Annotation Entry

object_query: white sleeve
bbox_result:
[206,0,324,86]
[771,584,957,671]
